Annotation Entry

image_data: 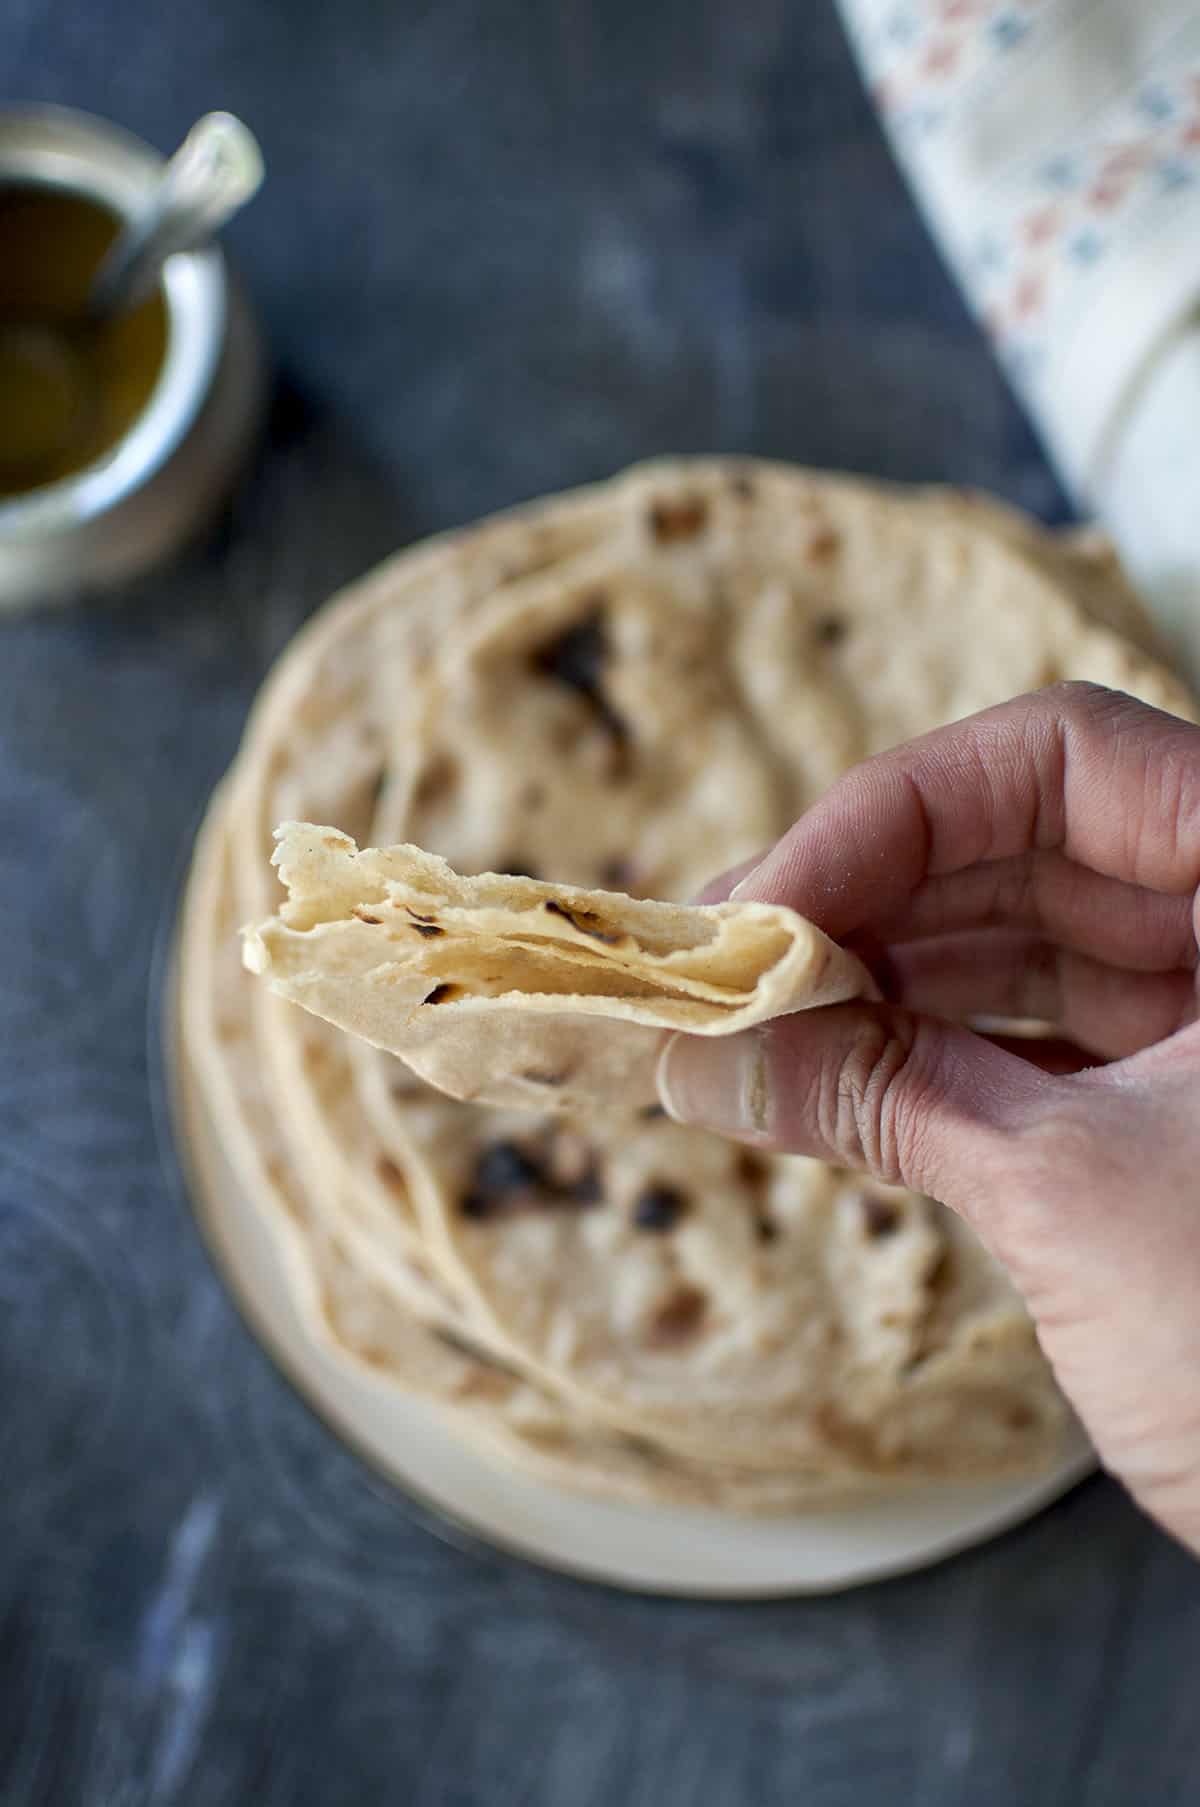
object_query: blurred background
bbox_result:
[3,2,1196,1804]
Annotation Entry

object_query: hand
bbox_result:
[658,684,1200,1553]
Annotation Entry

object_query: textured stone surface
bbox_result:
[3,2,1197,1802]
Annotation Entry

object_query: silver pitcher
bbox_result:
[0,104,264,610]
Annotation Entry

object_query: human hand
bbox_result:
[658,684,1200,1553]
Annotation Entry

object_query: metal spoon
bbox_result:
[87,111,264,322]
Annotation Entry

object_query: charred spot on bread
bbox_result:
[543,899,623,944]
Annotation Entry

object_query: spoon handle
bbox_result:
[88,112,264,322]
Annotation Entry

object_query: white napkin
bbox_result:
[836,0,1200,677]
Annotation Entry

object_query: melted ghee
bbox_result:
[0,184,167,498]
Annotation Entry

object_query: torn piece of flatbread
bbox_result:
[242,824,873,1116]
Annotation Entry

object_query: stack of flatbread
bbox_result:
[179,458,1195,1511]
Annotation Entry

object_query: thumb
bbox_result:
[657,1002,1054,1206]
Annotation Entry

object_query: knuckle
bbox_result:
[816,1011,939,1184]
[1040,679,1144,735]
[1043,678,1116,715]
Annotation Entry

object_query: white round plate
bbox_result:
[166,990,1093,1599]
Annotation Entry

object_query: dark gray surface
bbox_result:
[3,2,1198,1802]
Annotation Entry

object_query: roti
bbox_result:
[194,456,1200,1484]
[243,826,871,1116]
[385,461,1192,901]
[180,787,938,1509]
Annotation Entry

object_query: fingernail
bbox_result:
[729,863,764,901]
[657,1031,773,1139]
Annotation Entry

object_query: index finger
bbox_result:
[734,683,1200,939]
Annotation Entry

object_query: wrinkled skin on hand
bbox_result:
[660,685,1200,1554]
